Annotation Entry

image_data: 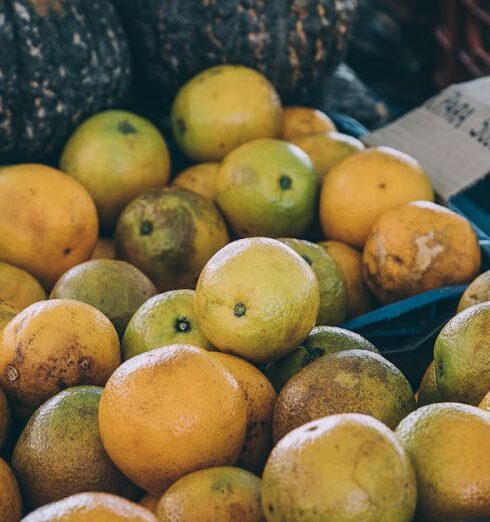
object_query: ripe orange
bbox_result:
[0,164,98,288]
[98,345,247,496]
[281,106,336,140]
[319,147,434,248]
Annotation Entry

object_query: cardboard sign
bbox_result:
[363,77,490,201]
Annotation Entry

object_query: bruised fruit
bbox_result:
[273,350,415,441]
[50,259,157,336]
[12,386,138,509]
[265,326,378,392]
[115,187,229,291]
[363,201,481,304]
[0,299,120,417]
[0,386,10,451]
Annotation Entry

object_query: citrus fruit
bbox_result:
[273,350,415,441]
[396,402,490,521]
[265,326,378,391]
[0,300,19,332]
[0,261,45,309]
[363,201,481,304]
[279,238,347,326]
[434,302,490,405]
[139,495,159,513]
[122,290,212,360]
[171,65,282,161]
[115,187,229,291]
[479,391,490,412]
[156,467,263,522]
[50,259,157,336]
[0,457,22,522]
[172,163,219,200]
[98,345,247,496]
[262,414,416,522]
[22,492,157,522]
[0,385,10,452]
[291,132,364,184]
[90,238,115,260]
[12,386,137,510]
[319,147,434,248]
[281,106,336,141]
[0,299,120,417]
[457,270,490,312]
[318,240,377,318]
[60,110,170,232]
[0,164,98,288]
[195,238,320,364]
[417,361,443,406]
[214,139,317,238]
[210,352,277,473]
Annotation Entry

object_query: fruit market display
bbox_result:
[1,51,490,522]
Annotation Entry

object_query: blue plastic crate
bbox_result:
[330,112,490,388]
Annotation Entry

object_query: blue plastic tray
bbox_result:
[329,112,490,388]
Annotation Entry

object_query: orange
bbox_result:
[12,386,138,510]
[90,238,115,260]
[319,147,434,248]
[139,495,159,513]
[272,350,416,441]
[210,352,277,473]
[0,261,46,310]
[98,345,247,496]
[214,139,317,238]
[318,240,377,318]
[60,110,170,233]
[363,201,481,304]
[171,65,282,161]
[0,299,120,417]
[291,132,364,184]
[281,106,336,141]
[0,457,22,522]
[172,163,219,200]
[195,238,320,363]
[479,391,490,412]
[262,414,416,522]
[457,270,490,312]
[0,164,98,288]
[22,492,157,521]
[156,467,263,522]
[417,361,443,406]
[0,300,19,332]
[115,187,229,291]
[396,402,490,521]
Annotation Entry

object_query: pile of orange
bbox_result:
[0,64,489,522]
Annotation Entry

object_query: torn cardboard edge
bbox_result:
[363,76,490,202]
